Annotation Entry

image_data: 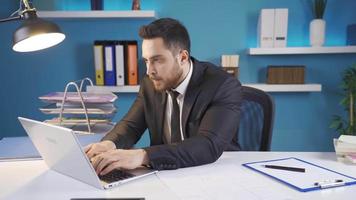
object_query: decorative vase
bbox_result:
[309,19,326,47]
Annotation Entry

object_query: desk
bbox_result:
[1,152,355,200]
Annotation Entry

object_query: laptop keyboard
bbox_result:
[99,169,135,183]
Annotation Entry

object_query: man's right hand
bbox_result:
[84,140,116,159]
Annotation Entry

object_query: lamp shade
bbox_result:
[12,11,65,52]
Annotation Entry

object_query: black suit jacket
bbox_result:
[102,58,242,170]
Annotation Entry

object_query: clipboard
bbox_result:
[242,157,356,192]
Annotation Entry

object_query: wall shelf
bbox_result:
[248,46,356,55]
[37,10,156,18]
[87,83,322,93]
[243,83,322,92]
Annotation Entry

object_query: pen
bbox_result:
[314,179,345,189]
[263,164,306,172]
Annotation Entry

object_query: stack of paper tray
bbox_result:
[39,92,118,134]
[334,135,356,164]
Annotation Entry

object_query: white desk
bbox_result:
[1,152,356,200]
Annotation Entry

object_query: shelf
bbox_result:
[37,10,156,18]
[248,46,356,55]
[243,83,322,92]
[87,84,322,93]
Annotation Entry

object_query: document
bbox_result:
[243,157,356,192]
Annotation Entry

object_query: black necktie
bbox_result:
[168,90,181,143]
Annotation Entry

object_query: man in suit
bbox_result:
[86,18,242,176]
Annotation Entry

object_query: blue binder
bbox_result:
[103,42,116,86]
[243,157,356,192]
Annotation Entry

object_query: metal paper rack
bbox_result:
[59,78,93,133]
[39,78,117,134]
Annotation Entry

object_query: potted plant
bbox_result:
[330,65,356,163]
[330,64,356,136]
[310,0,328,47]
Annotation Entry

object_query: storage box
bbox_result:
[267,65,305,84]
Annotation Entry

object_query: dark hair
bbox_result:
[139,18,191,55]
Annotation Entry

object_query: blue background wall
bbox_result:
[1,0,356,151]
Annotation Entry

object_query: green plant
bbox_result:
[330,64,356,136]
[312,0,328,19]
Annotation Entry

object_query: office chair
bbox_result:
[237,86,275,151]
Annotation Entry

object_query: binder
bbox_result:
[243,157,356,192]
[103,42,117,86]
[274,8,288,47]
[125,41,139,85]
[114,41,125,86]
[93,41,105,86]
[257,9,275,48]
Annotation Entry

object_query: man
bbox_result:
[86,18,242,176]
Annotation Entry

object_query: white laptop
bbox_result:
[18,117,157,190]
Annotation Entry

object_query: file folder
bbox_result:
[125,41,139,85]
[114,41,125,86]
[104,42,117,86]
[93,41,105,86]
[243,157,356,192]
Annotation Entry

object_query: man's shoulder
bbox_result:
[193,58,238,85]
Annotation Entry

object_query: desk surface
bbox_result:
[1,152,356,200]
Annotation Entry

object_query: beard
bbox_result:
[149,62,183,92]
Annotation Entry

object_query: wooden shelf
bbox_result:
[87,84,322,93]
[37,10,156,18]
[248,46,356,55]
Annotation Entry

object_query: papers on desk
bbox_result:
[157,162,294,200]
[243,157,356,192]
[334,135,356,163]
[39,92,117,103]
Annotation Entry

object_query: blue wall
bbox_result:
[1,0,356,151]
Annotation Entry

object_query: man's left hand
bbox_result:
[91,149,149,175]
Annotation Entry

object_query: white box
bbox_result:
[274,8,288,47]
[257,9,275,48]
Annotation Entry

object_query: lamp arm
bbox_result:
[22,0,32,10]
[0,15,22,23]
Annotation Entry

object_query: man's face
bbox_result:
[142,38,183,92]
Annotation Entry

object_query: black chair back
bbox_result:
[237,86,274,151]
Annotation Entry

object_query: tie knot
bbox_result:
[168,90,180,99]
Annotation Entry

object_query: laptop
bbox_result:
[18,117,157,190]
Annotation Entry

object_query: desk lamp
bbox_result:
[0,0,65,52]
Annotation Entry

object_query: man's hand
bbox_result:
[84,140,116,159]
[91,149,149,175]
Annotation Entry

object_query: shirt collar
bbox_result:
[172,60,193,96]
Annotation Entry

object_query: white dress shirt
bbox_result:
[163,60,193,144]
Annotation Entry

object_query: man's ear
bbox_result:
[180,50,190,64]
